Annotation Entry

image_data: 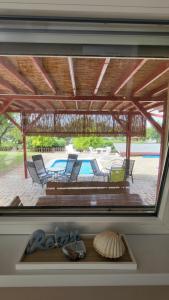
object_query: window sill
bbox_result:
[0,234,169,287]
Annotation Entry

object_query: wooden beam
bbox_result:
[68,57,76,96]
[4,113,21,131]
[31,57,56,94]
[114,59,147,95]
[133,63,169,95]
[0,57,35,94]
[94,58,110,95]
[132,101,162,134]
[0,99,13,114]
[6,109,143,116]
[1,94,164,102]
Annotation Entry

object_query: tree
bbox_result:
[146,127,160,142]
[0,115,13,145]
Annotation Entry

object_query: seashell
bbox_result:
[93,231,125,259]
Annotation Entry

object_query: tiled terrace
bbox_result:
[0,151,159,207]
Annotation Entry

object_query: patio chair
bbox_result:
[68,154,78,160]
[90,159,109,181]
[122,159,135,183]
[27,161,51,187]
[56,160,82,182]
[32,154,53,179]
[55,156,77,179]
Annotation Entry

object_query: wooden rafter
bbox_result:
[151,84,168,97]
[88,101,93,110]
[0,57,35,94]
[47,101,56,110]
[30,57,57,94]
[132,101,162,134]
[68,57,76,96]
[94,58,110,95]
[100,101,108,111]
[0,99,14,114]
[114,59,147,95]
[133,63,169,95]
[20,100,36,111]
[144,102,163,110]
[4,112,21,131]
[0,77,17,93]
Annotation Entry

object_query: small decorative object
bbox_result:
[62,240,86,261]
[25,229,55,255]
[93,231,125,259]
[55,227,80,247]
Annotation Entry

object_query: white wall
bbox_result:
[0,0,168,19]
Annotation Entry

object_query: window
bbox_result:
[0,17,168,218]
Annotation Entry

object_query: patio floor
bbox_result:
[0,151,159,207]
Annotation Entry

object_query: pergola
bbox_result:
[0,55,167,181]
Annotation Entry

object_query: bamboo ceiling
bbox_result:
[0,55,167,136]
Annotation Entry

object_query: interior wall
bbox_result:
[0,286,169,300]
[0,0,168,19]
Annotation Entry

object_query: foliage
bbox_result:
[27,136,66,148]
[72,136,113,151]
[146,127,160,142]
[0,114,22,147]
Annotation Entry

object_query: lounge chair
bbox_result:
[27,161,52,187]
[56,160,82,182]
[90,159,109,181]
[122,159,135,183]
[32,154,53,179]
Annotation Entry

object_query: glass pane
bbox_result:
[0,52,168,215]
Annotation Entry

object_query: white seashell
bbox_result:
[93,231,125,259]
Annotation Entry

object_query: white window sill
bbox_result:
[0,234,169,287]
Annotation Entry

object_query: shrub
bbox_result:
[27,136,66,148]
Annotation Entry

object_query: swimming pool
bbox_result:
[50,159,93,175]
[143,155,160,158]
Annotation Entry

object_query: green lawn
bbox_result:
[0,151,33,174]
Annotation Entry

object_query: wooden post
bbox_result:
[126,114,131,161]
[22,112,28,179]
[23,134,28,179]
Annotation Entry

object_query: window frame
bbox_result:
[0,18,169,234]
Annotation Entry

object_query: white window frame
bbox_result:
[0,19,169,234]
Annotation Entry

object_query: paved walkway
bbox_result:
[0,151,159,207]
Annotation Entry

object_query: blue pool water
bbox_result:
[50,159,93,175]
[143,155,160,158]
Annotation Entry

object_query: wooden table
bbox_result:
[37,193,143,207]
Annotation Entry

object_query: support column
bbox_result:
[23,134,28,179]
[126,114,131,161]
[22,112,28,179]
